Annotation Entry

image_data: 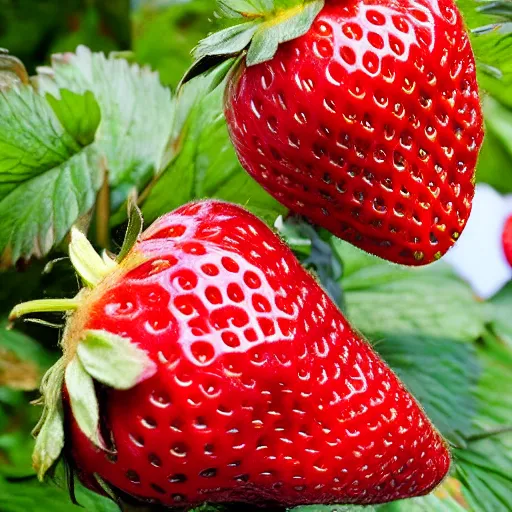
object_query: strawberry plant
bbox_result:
[0,1,512,511]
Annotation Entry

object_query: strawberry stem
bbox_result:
[95,166,111,250]
[465,426,512,443]
[8,298,80,323]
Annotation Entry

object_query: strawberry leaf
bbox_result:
[476,100,512,194]
[45,90,101,147]
[342,260,485,342]
[376,334,480,445]
[77,330,156,390]
[36,46,174,210]
[449,333,512,511]
[457,0,512,104]
[487,281,512,348]
[379,491,468,511]
[0,85,103,266]
[0,51,29,89]
[64,355,104,450]
[0,472,119,512]
[142,61,285,226]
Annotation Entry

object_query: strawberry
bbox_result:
[503,214,512,267]
[10,200,450,508]
[189,0,484,265]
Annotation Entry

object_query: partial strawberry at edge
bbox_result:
[224,0,484,266]
[503,214,512,267]
[53,200,450,507]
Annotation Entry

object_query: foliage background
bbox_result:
[0,0,511,511]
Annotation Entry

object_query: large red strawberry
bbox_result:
[10,200,450,508]
[189,0,484,266]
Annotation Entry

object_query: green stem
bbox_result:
[9,299,80,322]
[95,166,111,250]
[466,426,512,443]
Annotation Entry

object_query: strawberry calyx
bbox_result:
[181,0,324,84]
[8,204,156,481]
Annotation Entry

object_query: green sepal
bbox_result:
[32,357,66,480]
[194,21,260,62]
[191,0,324,71]
[69,227,114,288]
[247,0,324,65]
[77,330,157,390]
[93,473,120,503]
[65,355,106,451]
[116,196,143,262]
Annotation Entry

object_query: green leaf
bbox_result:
[37,46,174,210]
[0,85,103,265]
[472,332,512,433]
[0,52,29,90]
[457,0,512,104]
[454,436,512,511]
[450,333,512,511]
[142,63,285,225]
[77,330,156,390]
[376,334,480,444]
[483,97,512,161]
[476,116,512,194]
[487,281,512,348]
[46,90,101,147]
[0,475,119,512]
[379,492,468,511]
[342,262,485,343]
[64,356,104,449]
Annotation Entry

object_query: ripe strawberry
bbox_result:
[10,200,450,507]
[219,0,484,265]
[502,214,512,267]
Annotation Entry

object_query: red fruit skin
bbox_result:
[503,214,512,267]
[225,0,484,266]
[68,200,449,507]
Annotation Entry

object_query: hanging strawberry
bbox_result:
[187,0,484,265]
[10,200,450,508]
